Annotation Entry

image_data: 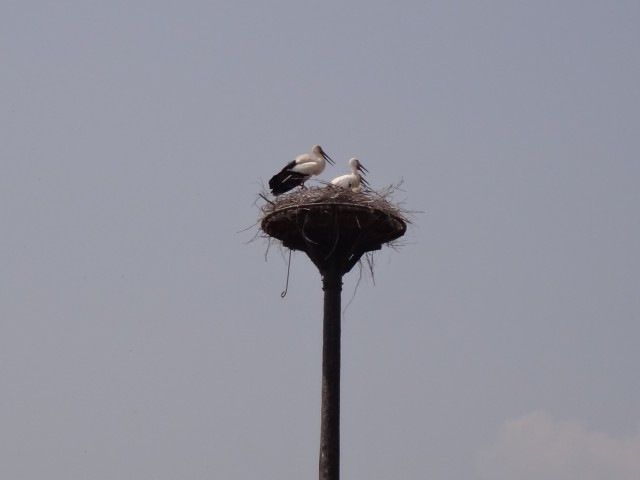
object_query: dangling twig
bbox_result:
[281,249,292,298]
[258,193,276,205]
[342,263,362,316]
[324,213,340,260]
[300,211,320,245]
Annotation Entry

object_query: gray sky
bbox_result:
[2,1,639,479]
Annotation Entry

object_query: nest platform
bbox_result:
[261,187,407,275]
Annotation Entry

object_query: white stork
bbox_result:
[330,158,369,193]
[269,145,335,195]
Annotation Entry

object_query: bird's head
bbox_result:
[313,145,335,166]
[350,158,369,174]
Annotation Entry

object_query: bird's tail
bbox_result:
[269,170,308,195]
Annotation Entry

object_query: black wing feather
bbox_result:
[269,160,309,195]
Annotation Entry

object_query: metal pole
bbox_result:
[319,263,342,480]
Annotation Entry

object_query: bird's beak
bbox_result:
[320,148,335,165]
[358,163,369,174]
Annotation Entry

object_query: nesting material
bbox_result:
[260,185,408,273]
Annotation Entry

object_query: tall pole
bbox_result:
[319,262,342,480]
[261,194,407,479]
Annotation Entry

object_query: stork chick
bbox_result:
[330,158,369,193]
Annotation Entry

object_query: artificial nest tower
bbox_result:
[260,187,407,480]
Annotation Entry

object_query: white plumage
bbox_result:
[269,145,335,195]
[330,158,369,193]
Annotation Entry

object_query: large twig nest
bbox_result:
[260,186,409,274]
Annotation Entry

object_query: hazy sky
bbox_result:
[2,1,639,479]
